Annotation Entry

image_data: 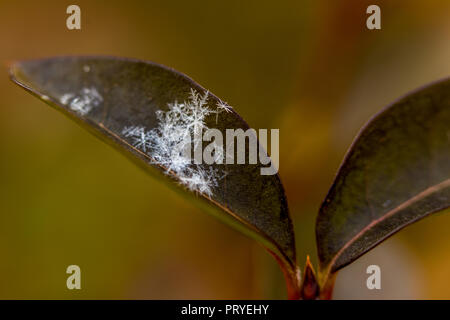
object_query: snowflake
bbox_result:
[122,88,227,197]
[179,167,220,196]
[183,89,214,135]
[122,126,152,152]
[215,100,233,123]
[60,87,103,116]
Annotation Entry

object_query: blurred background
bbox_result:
[0,0,450,299]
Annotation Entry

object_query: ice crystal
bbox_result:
[179,167,222,195]
[215,100,233,123]
[122,89,227,197]
[60,87,103,116]
[122,126,152,152]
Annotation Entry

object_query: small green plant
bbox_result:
[10,56,450,299]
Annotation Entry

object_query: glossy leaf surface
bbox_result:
[316,78,450,285]
[10,56,299,295]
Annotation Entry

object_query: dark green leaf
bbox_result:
[316,78,450,285]
[10,56,299,294]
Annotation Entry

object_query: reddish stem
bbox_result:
[267,250,301,300]
[318,272,337,300]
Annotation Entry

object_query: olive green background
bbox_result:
[0,0,449,299]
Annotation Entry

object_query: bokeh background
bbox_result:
[1,0,450,299]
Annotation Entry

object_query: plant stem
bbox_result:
[285,268,302,300]
[318,272,337,300]
[268,250,301,300]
